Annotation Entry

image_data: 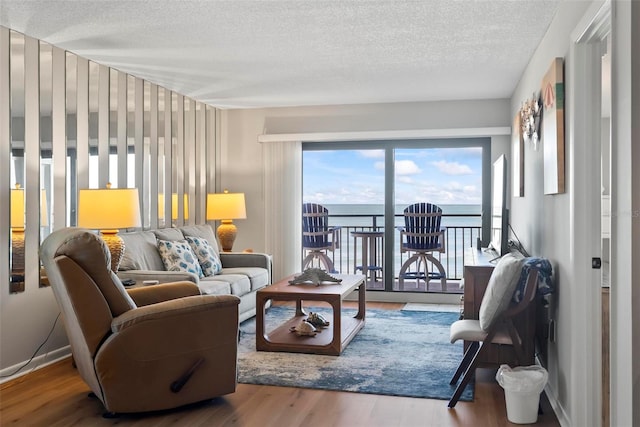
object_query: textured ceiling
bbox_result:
[0,0,561,109]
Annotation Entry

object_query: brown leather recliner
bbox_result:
[40,227,240,416]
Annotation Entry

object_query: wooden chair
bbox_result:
[302,203,341,273]
[448,254,539,407]
[397,203,446,291]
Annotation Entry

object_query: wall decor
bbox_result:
[519,93,542,150]
[542,57,565,194]
[512,112,524,197]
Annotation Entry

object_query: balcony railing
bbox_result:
[302,213,482,292]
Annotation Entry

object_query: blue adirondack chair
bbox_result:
[302,203,341,273]
[397,203,447,291]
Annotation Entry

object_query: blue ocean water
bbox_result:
[323,204,481,227]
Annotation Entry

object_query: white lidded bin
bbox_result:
[496,364,548,424]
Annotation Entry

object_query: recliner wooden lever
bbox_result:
[170,358,204,393]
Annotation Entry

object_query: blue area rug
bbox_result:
[238,306,473,401]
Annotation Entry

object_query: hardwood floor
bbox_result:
[0,303,560,427]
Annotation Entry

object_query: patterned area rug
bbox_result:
[238,306,473,401]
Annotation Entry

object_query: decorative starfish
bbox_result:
[288,268,342,286]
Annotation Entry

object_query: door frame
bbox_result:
[568,1,611,425]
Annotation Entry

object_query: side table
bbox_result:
[351,230,384,284]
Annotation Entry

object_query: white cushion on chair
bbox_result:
[478,253,524,331]
[450,319,514,345]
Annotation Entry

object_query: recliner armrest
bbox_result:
[126,281,201,307]
[111,294,240,333]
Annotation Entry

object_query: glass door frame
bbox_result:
[302,137,491,292]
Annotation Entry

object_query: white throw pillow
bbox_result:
[185,236,222,276]
[478,253,524,331]
[157,239,203,278]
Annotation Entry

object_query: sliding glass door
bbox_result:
[302,138,489,294]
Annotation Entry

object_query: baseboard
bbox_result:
[544,382,571,427]
[0,346,71,384]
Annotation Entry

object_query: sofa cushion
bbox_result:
[185,236,222,276]
[153,228,185,242]
[479,253,524,331]
[180,225,220,258]
[221,267,270,291]
[210,274,251,297]
[198,279,231,296]
[119,231,165,271]
[157,239,204,278]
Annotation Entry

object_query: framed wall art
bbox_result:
[542,57,565,194]
[512,112,524,197]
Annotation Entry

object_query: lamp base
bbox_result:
[217,220,237,252]
[100,231,125,272]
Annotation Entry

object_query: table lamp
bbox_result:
[10,185,48,286]
[10,184,25,272]
[206,190,246,252]
[158,193,189,224]
[78,184,142,272]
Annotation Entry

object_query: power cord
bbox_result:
[0,312,61,378]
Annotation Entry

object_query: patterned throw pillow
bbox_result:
[185,236,222,276]
[157,239,203,278]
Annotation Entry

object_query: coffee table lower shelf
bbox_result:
[258,314,364,356]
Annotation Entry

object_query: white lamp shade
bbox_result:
[10,188,49,227]
[78,187,142,230]
[206,192,246,221]
[10,188,24,228]
[158,193,189,220]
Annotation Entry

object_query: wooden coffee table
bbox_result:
[256,274,366,356]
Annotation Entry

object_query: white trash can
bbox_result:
[496,364,548,424]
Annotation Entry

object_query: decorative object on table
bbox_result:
[541,57,565,195]
[289,320,318,337]
[306,311,330,328]
[77,183,142,272]
[519,92,542,150]
[206,190,247,252]
[288,268,343,286]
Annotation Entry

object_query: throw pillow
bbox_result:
[185,236,223,276]
[157,239,203,278]
[478,253,524,331]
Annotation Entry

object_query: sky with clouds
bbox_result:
[303,147,482,206]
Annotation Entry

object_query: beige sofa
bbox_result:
[117,224,271,322]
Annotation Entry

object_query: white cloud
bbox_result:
[374,161,385,171]
[431,160,473,175]
[358,150,385,159]
[395,160,421,175]
[397,176,414,184]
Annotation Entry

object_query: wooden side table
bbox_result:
[351,230,384,283]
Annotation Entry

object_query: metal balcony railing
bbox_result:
[302,213,482,292]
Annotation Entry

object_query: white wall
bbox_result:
[509,0,640,426]
[221,99,511,254]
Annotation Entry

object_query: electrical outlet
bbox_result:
[549,319,556,343]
